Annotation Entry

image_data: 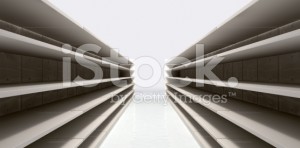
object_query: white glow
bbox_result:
[48,0,252,91]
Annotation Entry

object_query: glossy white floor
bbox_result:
[100,91,200,148]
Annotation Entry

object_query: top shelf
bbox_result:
[0,0,131,65]
[167,0,300,64]
[169,29,300,71]
[0,29,130,71]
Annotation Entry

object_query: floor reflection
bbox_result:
[100,90,200,148]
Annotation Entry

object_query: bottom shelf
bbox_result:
[79,93,133,148]
[168,94,221,148]
[0,85,132,148]
[167,90,273,148]
[167,83,300,147]
[28,90,134,148]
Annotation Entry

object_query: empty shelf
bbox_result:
[28,90,133,148]
[168,95,221,148]
[169,56,212,71]
[170,29,300,71]
[167,77,300,98]
[167,90,272,148]
[168,83,300,148]
[0,77,132,99]
[0,84,133,148]
[79,93,133,148]
[0,0,131,65]
[0,29,129,71]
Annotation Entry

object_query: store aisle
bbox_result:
[100,91,200,148]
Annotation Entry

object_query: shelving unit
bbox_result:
[0,0,134,147]
[0,85,133,148]
[165,1,300,147]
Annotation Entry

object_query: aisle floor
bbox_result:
[100,91,200,148]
